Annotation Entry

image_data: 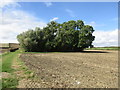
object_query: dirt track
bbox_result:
[20,50,118,88]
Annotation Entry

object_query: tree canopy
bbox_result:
[17,20,95,52]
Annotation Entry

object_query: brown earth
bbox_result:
[1,72,11,78]
[19,50,118,88]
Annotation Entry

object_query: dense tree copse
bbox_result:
[17,20,95,52]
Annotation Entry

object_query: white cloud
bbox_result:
[66,9,75,17]
[86,21,105,27]
[44,2,52,7]
[50,17,59,21]
[0,10,46,43]
[93,29,118,47]
[0,0,20,8]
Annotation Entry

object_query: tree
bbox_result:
[17,20,95,52]
[43,21,59,51]
[77,25,95,50]
[17,28,44,52]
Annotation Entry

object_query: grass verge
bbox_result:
[2,50,20,88]
[2,51,19,73]
[2,49,36,88]
[86,47,120,50]
[2,78,18,88]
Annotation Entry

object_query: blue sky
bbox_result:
[16,2,118,30]
[0,2,118,47]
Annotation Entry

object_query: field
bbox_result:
[19,50,118,88]
[0,43,19,53]
[0,49,10,53]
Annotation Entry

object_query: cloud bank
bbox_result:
[93,29,118,47]
[0,0,20,8]
[0,9,46,43]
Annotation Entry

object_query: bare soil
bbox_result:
[20,50,118,88]
[1,72,11,78]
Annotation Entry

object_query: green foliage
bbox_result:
[78,25,95,49]
[17,20,95,52]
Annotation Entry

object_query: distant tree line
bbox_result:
[17,20,95,52]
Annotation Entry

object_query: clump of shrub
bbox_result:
[17,20,95,52]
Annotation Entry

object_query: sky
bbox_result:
[0,1,119,47]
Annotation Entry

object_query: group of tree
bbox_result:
[17,20,95,52]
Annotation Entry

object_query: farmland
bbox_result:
[0,43,19,53]
[19,50,118,88]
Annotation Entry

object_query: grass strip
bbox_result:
[2,51,17,73]
[2,50,35,88]
[2,50,20,73]
[2,78,18,88]
[2,50,20,88]
[86,47,120,50]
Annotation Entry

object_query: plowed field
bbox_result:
[20,50,118,88]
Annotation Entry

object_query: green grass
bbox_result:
[19,51,62,54]
[2,49,36,88]
[2,78,18,88]
[2,50,20,89]
[86,47,120,50]
[2,51,19,73]
[1,52,10,57]
[2,50,21,88]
